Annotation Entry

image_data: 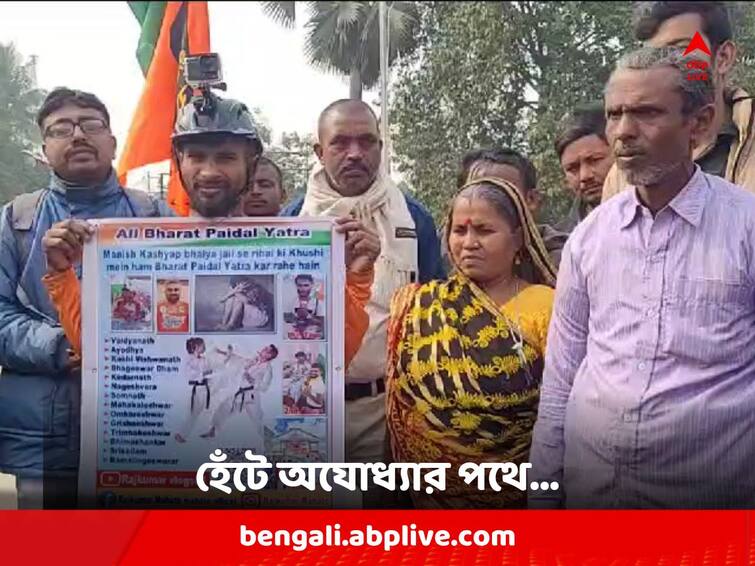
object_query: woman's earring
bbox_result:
[514,253,521,266]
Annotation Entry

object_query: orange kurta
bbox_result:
[43,268,372,368]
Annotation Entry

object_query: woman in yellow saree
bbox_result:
[386,177,558,508]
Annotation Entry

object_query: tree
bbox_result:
[266,132,317,204]
[391,2,635,224]
[392,1,755,225]
[250,107,272,145]
[0,43,47,206]
[262,1,420,99]
[728,1,755,92]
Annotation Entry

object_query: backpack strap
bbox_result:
[11,189,45,231]
[9,189,46,269]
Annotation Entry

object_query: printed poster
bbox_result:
[79,218,345,508]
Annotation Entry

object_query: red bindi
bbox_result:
[463,218,472,226]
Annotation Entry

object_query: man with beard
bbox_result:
[554,104,614,232]
[529,46,755,509]
[0,88,166,508]
[40,98,380,505]
[602,1,755,200]
[44,97,378,372]
[157,280,190,333]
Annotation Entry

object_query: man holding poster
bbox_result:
[44,96,379,373]
[283,100,445,466]
[0,88,167,509]
[41,93,380,507]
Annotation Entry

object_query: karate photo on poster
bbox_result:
[173,337,280,454]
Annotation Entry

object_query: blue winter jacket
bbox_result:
[281,192,445,284]
[0,171,168,477]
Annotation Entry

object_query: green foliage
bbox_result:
[392,1,755,225]
[0,43,47,207]
[262,1,420,99]
[729,1,755,92]
[392,1,636,224]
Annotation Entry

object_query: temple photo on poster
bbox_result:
[265,417,327,463]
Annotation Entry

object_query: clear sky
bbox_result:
[1,2,376,153]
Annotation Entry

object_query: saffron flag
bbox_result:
[118,1,210,215]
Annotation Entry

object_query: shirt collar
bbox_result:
[619,166,708,229]
[667,166,708,227]
[618,188,643,229]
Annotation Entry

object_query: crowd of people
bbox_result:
[0,1,753,510]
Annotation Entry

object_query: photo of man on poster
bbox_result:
[156,279,190,333]
[283,274,325,340]
[201,344,279,448]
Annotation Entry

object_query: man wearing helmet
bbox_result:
[39,95,379,508]
[44,96,378,365]
[171,97,264,217]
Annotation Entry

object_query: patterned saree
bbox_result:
[386,177,557,508]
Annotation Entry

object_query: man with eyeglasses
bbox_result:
[0,88,167,508]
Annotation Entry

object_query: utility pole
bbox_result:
[379,1,391,175]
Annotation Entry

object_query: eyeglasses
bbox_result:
[44,118,109,139]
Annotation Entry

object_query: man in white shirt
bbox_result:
[201,344,278,445]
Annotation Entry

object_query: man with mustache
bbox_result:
[156,279,190,333]
[602,1,755,200]
[530,46,755,509]
[282,99,444,466]
[284,274,324,340]
[554,104,614,233]
[0,88,166,508]
[40,97,379,506]
[237,156,285,217]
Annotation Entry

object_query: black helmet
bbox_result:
[172,96,263,155]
